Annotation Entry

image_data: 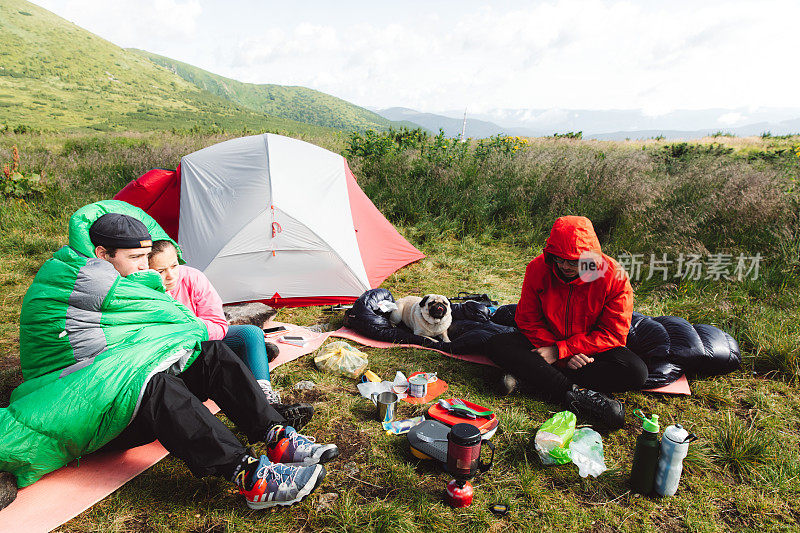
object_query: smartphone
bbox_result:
[263,325,288,334]
[279,336,307,346]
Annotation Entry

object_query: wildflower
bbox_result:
[12,145,19,173]
[3,163,9,179]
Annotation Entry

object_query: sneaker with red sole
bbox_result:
[238,455,325,510]
[267,425,340,466]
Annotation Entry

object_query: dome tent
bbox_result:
[114,133,424,306]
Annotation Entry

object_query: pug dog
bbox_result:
[389,294,452,342]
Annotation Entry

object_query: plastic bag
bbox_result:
[534,411,576,465]
[382,416,425,435]
[569,428,607,478]
[314,341,369,378]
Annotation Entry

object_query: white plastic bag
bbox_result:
[356,372,410,400]
[313,341,369,378]
[568,428,607,478]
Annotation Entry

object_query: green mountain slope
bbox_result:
[0,0,322,133]
[0,0,376,134]
[130,49,396,132]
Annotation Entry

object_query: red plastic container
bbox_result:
[427,398,499,438]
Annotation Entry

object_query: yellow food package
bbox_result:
[313,341,369,378]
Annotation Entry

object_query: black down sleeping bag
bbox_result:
[491,304,741,388]
[343,289,516,355]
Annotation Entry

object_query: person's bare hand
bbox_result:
[534,345,559,365]
[566,353,594,370]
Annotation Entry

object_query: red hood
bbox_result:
[543,216,602,259]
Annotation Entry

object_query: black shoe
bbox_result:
[564,385,625,431]
[273,403,314,432]
[265,342,280,362]
[498,373,518,396]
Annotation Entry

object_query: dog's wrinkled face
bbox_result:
[420,295,450,321]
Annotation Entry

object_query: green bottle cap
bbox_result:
[634,409,659,433]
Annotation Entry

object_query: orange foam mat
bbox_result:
[1,443,171,533]
[0,322,328,533]
[329,327,495,366]
[265,322,332,371]
[329,327,691,395]
[643,373,690,395]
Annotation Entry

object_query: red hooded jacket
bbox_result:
[515,216,633,361]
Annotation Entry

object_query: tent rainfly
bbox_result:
[114,133,424,307]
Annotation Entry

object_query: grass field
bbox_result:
[1,130,799,532]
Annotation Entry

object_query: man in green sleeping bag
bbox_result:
[0,200,339,511]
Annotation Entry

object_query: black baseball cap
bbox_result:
[89,213,153,249]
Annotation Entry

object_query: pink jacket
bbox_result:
[167,265,228,340]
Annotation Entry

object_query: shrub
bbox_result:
[474,135,528,160]
[553,131,582,139]
[11,124,38,135]
[1,145,51,199]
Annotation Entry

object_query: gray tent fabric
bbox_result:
[177,134,372,303]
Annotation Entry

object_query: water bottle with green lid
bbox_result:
[630,409,660,494]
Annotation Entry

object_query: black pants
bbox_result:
[102,341,286,479]
[487,331,648,401]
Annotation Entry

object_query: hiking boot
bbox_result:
[257,379,282,404]
[267,425,340,466]
[238,455,326,509]
[498,373,518,396]
[273,403,314,431]
[564,385,625,431]
[265,342,280,362]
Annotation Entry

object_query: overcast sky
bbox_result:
[33,0,799,115]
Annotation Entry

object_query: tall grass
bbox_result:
[710,413,776,480]
[347,129,800,281]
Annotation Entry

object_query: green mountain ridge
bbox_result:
[0,0,406,134]
[129,49,396,132]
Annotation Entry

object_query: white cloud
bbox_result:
[35,0,202,45]
[718,112,744,125]
[30,0,800,113]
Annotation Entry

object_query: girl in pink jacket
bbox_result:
[148,240,280,402]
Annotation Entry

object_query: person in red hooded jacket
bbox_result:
[488,216,648,430]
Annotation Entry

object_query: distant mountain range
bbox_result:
[376,107,800,140]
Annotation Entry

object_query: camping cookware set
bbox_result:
[365,373,699,508]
